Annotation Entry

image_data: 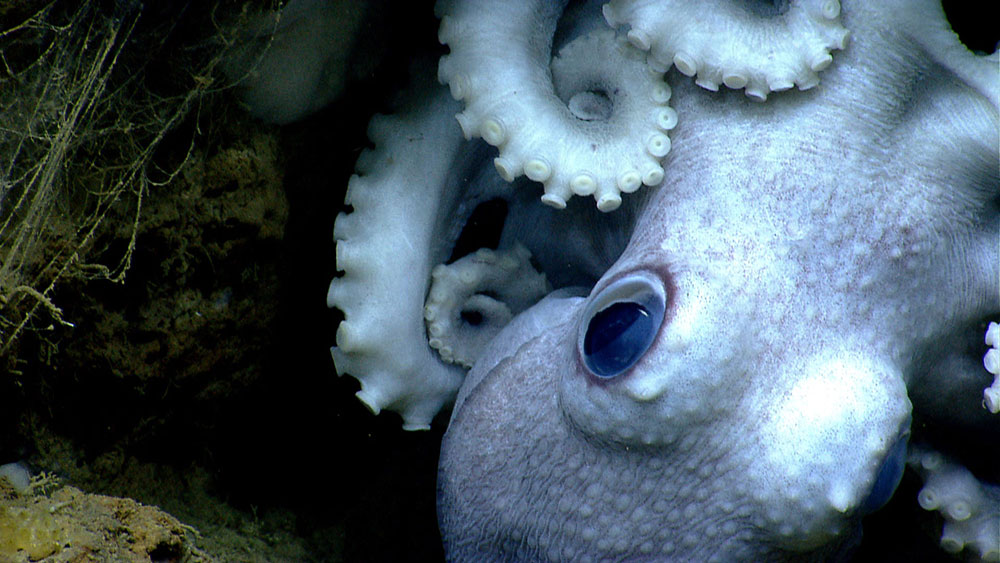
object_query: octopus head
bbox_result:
[438,232,913,561]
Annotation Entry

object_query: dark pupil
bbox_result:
[583,302,652,377]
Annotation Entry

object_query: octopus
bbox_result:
[326,0,999,560]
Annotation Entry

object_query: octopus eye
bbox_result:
[579,274,665,378]
[860,426,910,514]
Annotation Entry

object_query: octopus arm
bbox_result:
[602,0,849,99]
[424,244,550,370]
[889,0,1000,110]
[327,84,470,430]
[435,0,676,211]
[984,322,999,413]
[909,445,1000,561]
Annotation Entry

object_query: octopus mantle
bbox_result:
[327,0,999,560]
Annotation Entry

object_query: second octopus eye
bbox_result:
[579,273,666,379]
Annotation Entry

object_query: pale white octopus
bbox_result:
[327,0,999,560]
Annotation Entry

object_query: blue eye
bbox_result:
[579,274,666,379]
[584,302,654,377]
[860,426,910,514]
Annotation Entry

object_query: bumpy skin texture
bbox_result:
[328,0,999,560]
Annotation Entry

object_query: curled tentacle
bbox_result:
[909,445,1000,561]
[436,0,676,211]
[602,0,849,100]
[327,86,469,430]
[424,244,550,369]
